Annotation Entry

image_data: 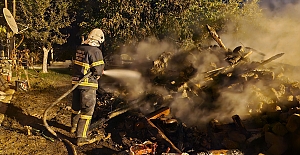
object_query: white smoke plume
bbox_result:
[105,1,300,127]
[223,0,300,68]
[169,1,300,126]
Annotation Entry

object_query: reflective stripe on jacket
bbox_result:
[72,45,105,89]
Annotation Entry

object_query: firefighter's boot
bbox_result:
[76,137,97,146]
[70,111,80,133]
[76,114,93,146]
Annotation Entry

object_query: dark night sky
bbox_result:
[259,0,300,11]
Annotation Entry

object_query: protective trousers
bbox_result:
[71,88,96,138]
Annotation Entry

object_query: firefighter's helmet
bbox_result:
[87,28,105,43]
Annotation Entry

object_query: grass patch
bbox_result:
[15,68,72,91]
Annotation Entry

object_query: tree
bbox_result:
[161,0,263,50]
[17,0,262,65]
[18,0,72,73]
[0,25,6,56]
[71,0,191,55]
[71,0,262,54]
[0,26,6,41]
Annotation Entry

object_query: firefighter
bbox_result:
[71,28,105,146]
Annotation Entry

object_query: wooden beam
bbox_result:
[206,24,228,51]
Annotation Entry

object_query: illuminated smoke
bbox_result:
[222,0,300,68]
[168,1,300,126]
[105,1,300,127]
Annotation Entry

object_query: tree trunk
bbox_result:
[50,48,54,63]
[42,46,50,73]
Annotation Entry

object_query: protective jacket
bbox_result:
[72,44,105,89]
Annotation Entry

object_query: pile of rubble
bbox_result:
[88,25,300,155]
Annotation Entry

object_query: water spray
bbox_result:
[103,69,142,80]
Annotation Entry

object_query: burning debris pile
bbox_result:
[87,25,300,155]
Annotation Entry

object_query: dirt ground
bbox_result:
[1,58,300,155]
[0,68,118,155]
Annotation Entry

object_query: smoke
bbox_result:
[168,1,300,126]
[222,0,300,68]
[169,83,253,126]
[105,1,300,127]
[132,37,177,62]
[103,39,177,106]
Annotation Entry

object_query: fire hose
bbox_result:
[42,72,92,155]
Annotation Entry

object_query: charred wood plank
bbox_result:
[146,118,182,154]
[232,115,250,136]
[232,115,246,129]
[143,107,181,153]
[260,53,284,65]
[238,52,284,75]
[90,94,146,131]
[89,107,131,131]
[146,107,170,120]
[206,24,228,51]
[203,50,253,78]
